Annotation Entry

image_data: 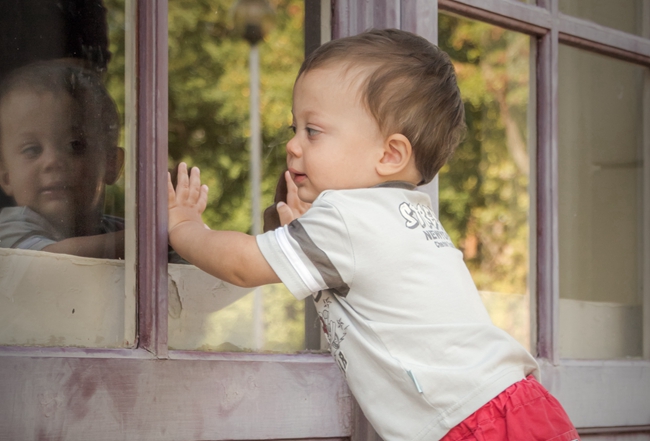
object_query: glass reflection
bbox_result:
[0,0,132,348]
[0,0,124,258]
[438,14,532,350]
[0,61,124,258]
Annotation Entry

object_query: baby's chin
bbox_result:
[296,191,316,204]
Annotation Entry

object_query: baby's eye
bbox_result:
[288,125,296,134]
[20,144,42,159]
[306,127,320,137]
[68,139,88,155]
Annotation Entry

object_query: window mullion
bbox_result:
[558,14,650,66]
[137,0,169,358]
[438,0,552,35]
[535,24,559,363]
[642,3,650,360]
[403,0,440,215]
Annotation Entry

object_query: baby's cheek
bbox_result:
[76,155,106,176]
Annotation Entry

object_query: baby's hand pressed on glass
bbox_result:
[167,162,279,287]
[168,162,209,234]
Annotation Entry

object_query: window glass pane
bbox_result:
[559,0,648,37]
[558,45,647,360]
[0,0,135,347]
[167,0,306,352]
[438,15,533,351]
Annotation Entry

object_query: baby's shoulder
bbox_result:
[0,206,44,223]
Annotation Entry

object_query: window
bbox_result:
[2,0,649,439]
[0,0,353,440]
[338,0,650,436]
[434,0,650,434]
[558,46,646,360]
[166,0,314,353]
[438,14,534,351]
[1,2,348,439]
[0,0,135,349]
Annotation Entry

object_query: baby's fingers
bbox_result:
[175,162,190,201]
[168,172,176,207]
[188,166,203,204]
[285,170,311,216]
[276,201,296,225]
[197,184,209,213]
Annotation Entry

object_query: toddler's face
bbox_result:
[286,65,386,203]
[0,88,110,234]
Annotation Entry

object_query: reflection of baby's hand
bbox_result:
[168,162,208,234]
[276,170,311,225]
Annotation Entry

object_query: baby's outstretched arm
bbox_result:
[168,163,280,287]
[42,231,124,259]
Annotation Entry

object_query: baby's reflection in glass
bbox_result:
[0,60,124,259]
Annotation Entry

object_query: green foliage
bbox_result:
[168,0,303,233]
[102,0,127,219]
[438,14,531,295]
[104,0,303,232]
[104,0,126,135]
[166,0,305,351]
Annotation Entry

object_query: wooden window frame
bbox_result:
[334,0,650,437]
[2,0,649,439]
[434,0,650,435]
[0,1,350,439]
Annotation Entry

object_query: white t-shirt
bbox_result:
[0,206,124,250]
[257,183,539,441]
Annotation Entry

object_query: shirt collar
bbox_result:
[373,181,417,190]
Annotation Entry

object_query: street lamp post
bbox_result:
[232,0,275,350]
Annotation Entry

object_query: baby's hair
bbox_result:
[0,60,119,153]
[298,28,466,184]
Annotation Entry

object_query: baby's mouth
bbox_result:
[289,168,307,184]
[40,184,70,199]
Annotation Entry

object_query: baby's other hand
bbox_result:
[276,170,311,225]
[168,162,208,234]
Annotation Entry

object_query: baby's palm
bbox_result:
[168,162,208,232]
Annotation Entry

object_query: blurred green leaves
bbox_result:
[168,0,303,233]
[105,0,304,233]
[439,14,531,296]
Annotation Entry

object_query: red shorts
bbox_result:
[440,376,580,441]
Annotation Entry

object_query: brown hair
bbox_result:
[298,28,465,184]
[0,59,120,154]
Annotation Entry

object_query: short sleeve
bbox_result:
[0,207,63,250]
[256,195,354,300]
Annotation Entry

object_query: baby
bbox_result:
[0,60,124,258]
[168,29,579,441]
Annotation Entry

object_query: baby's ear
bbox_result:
[376,134,413,177]
[104,146,125,185]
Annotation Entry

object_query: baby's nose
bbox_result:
[286,136,301,157]
[41,145,69,169]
